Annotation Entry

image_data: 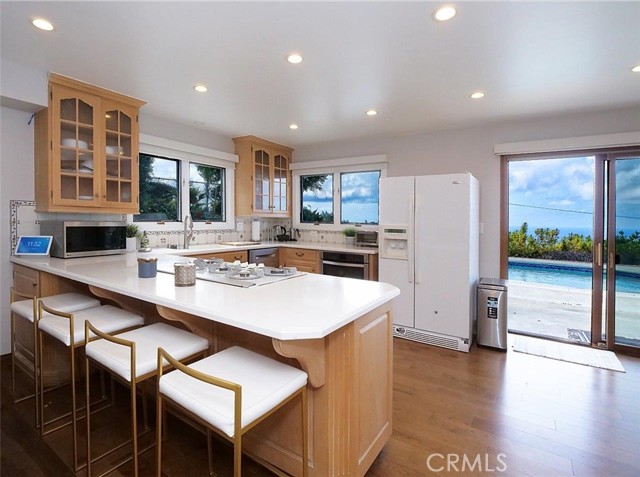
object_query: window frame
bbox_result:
[291,154,387,231]
[131,134,237,231]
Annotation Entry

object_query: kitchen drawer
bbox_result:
[188,250,248,263]
[282,248,319,273]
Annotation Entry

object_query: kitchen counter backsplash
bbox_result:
[143,218,366,249]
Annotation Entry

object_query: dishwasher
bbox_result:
[321,251,370,280]
[249,247,279,267]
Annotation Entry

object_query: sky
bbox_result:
[509,156,640,237]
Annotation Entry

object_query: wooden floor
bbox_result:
[2,337,640,476]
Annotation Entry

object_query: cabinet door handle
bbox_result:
[295,252,304,257]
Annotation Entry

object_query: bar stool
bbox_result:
[37,302,144,471]
[157,346,308,477]
[10,290,101,426]
[84,322,209,477]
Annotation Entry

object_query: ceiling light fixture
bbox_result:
[289,124,299,130]
[193,84,208,93]
[365,109,378,116]
[632,64,640,73]
[469,91,485,99]
[32,18,54,31]
[433,5,457,22]
[287,53,303,64]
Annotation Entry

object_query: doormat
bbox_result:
[512,336,625,372]
[567,328,591,343]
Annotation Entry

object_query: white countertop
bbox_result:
[11,252,398,341]
[160,240,379,256]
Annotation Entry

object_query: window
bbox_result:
[133,134,237,229]
[340,171,380,224]
[301,174,334,224]
[189,163,224,221]
[292,154,386,229]
[136,154,179,222]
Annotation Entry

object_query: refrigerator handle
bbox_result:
[414,196,420,284]
[408,192,414,283]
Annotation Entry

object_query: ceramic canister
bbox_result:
[137,257,158,278]
[174,261,196,287]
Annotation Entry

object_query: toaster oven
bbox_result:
[355,230,378,248]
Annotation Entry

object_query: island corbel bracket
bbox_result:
[156,305,214,352]
[272,338,325,388]
[88,285,143,315]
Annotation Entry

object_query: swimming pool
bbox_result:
[508,260,640,294]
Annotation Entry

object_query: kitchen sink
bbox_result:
[219,241,261,246]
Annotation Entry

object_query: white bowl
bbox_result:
[61,139,89,149]
[106,145,123,155]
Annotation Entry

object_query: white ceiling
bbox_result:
[2,1,639,147]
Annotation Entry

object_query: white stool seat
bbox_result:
[38,305,143,347]
[160,346,308,437]
[12,292,101,322]
[86,323,209,381]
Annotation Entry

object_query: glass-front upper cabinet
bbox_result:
[232,136,293,217]
[34,74,145,214]
[273,153,289,213]
[101,101,138,209]
[254,148,271,213]
[51,87,101,206]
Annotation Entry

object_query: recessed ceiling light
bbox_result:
[469,91,485,99]
[289,124,299,130]
[365,109,378,116]
[32,18,54,31]
[287,53,303,64]
[632,64,640,73]
[193,84,208,93]
[433,6,457,22]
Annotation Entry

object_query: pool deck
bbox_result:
[508,280,640,344]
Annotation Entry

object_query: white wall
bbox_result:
[293,106,640,280]
[1,107,36,354]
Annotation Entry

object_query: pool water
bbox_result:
[508,261,640,294]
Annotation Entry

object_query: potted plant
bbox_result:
[125,224,141,252]
[342,227,356,246]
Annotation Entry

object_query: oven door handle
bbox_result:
[322,260,365,268]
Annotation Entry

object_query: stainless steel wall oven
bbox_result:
[321,251,370,280]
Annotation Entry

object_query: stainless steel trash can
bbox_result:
[477,278,508,350]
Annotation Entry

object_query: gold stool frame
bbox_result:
[84,322,207,477]
[156,348,309,477]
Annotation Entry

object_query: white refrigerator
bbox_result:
[379,173,479,352]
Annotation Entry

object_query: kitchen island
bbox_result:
[10,252,399,477]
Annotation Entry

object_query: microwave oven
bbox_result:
[355,230,378,248]
[40,221,127,258]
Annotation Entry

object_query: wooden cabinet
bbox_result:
[188,250,248,263]
[34,73,145,213]
[233,136,293,217]
[12,265,87,386]
[281,248,320,273]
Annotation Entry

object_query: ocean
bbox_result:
[508,226,638,239]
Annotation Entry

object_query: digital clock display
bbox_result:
[14,236,53,255]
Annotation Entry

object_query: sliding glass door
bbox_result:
[507,155,596,344]
[504,149,640,353]
[605,155,640,351]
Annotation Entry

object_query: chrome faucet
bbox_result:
[183,215,194,249]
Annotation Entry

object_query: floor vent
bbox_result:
[393,326,469,352]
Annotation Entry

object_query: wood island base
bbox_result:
[12,266,393,477]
